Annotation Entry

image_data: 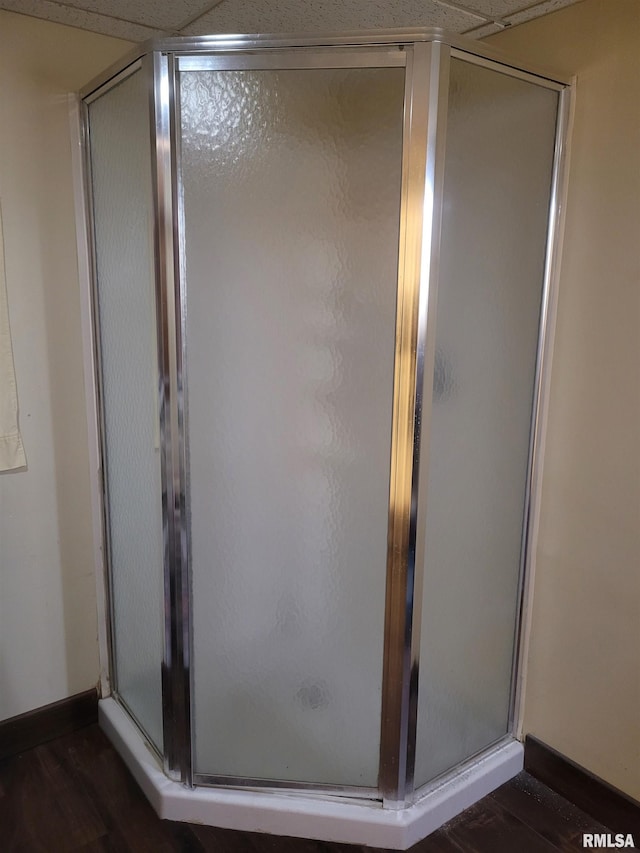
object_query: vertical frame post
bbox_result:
[508,84,574,736]
[379,41,450,807]
[149,50,192,785]
[76,91,119,703]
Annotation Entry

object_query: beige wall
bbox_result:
[0,11,130,720]
[489,0,640,799]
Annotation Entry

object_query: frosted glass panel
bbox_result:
[89,71,164,750]
[415,60,558,786]
[181,68,404,785]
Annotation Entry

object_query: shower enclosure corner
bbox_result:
[81,28,570,848]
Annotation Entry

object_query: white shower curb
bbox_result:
[99,697,523,850]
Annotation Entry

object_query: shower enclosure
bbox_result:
[80,28,570,848]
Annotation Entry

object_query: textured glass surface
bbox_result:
[181,68,404,785]
[415,60,558,786]
[89,71,164,750]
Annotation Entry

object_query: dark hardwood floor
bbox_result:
[0,724,623,852]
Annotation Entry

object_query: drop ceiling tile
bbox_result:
[50,0,213,31]
[1,0,164,40]
[182,0,482,36]
[503,0,584,26]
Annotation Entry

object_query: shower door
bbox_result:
[175,52,407,789]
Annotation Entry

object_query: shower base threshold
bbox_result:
[99,697,523,850]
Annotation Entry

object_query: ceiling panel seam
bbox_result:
[11,0,168,34]
[432,0,493,24]
[461,0,582,35]
[434,0,579,29]
[506,0,565,16]
[174,0,227,33]
[496,0,581,27]
[461,21,507,36]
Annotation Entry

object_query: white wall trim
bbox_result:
[68,93,111,699]
[100,697,523,850]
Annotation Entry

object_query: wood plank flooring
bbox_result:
[0,724,625,852]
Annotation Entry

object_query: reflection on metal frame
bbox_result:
[176,48,405,71]
[149,51,193,785]
[378,40,450,809]
[170,50,197,788]
[508,84,573,735]
[405,40,450,803]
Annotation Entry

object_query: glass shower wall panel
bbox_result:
[181,67,405,786]
[414,59,558,786]
[89,69,165,751]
